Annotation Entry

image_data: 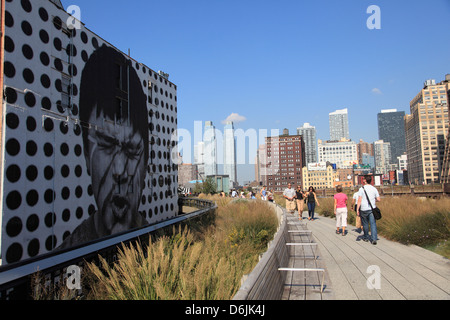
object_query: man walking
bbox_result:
[356,176,381,245]
[283,183,297,214]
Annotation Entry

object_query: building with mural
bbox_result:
[0,0,178,265]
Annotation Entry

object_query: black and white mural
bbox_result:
[1,0,178,264]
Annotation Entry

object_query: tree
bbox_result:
[193,181,202,195]
[202,177,217,195]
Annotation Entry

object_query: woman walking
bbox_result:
[306,186,320,221]
[334,185,348,236]
[296,185,305,220]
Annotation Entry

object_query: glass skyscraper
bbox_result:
[223,121,237,186]
[377,109,406,164]
[204,121,218,177]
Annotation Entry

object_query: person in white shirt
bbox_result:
[283,183,297,214]
[357,175,381,245]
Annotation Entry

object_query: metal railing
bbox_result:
[0,197,216,300]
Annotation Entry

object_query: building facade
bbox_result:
[357,139,374,166]
[203,121,218,177]
[263,135,306,192]
[223,121,237,187]
[442,133,450,183]
[0,0,178,264]
[329,108,349,141]
[194,141,205,180]
[318,139,358,169]
[374,140,392,175]
[302,162,338,190]
[297,122,318,165]
[405,77,449,184]
[440,75,450,183]
[178,164,198,187]
[377,109,406,164]
[255,144,266,184]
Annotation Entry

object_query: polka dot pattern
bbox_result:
[2,0,178,264]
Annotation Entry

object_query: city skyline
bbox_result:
[65,0,450,183]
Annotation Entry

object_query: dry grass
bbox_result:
[376,197,450,248]
[84,196,278,300]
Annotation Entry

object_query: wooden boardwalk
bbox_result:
[282,211,450,300]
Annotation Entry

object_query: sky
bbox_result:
[64,0,450,183]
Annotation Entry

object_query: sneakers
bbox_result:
[372,241,377,245]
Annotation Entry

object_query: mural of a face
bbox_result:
[59,44,149,248]
[86,107,146,236]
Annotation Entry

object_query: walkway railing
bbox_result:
[0,197,216,300]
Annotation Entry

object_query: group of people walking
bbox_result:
[283,183,320,221]
[333,175,380,244]
[282,175,380,245]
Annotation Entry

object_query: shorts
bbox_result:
[336,207,348,228]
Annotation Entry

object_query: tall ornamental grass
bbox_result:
[85,197,278,300]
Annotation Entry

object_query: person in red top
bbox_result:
[334,185,348,236]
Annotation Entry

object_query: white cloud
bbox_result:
[371,88,383,95]
[222,113,247,124]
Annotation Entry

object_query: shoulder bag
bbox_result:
[363,186,382,220]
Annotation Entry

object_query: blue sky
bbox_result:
[65,0,450,183]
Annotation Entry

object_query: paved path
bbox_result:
[283,211,450,300]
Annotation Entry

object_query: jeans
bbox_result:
[359,210,378,242]
[307,202,315,219]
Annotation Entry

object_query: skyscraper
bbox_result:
[204,121,218,177]
[374,140,392,175]
[223,121,237,186]
[329,108,350,141]
[439,75,450,183]
[377,109,406,164]
[405,77,449,184]
[297,123,318,165]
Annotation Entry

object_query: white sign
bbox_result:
[308,162,327,171]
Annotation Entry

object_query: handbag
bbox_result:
[363,186,382,220]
